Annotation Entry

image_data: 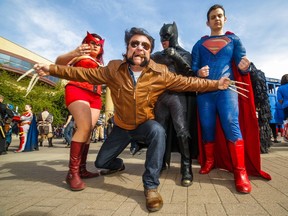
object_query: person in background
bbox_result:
[276,124,284,137]
[5,104,19,151]
[0,95,14,155]
[93,116,104,142]
[37,108,54,147]
[277,74,288,142]
[270,100,284,143]
[55,32,105,191]
[269,123,281,143]
[33,27,230,212]
[63,111,74,148]
[14,104,34,152]
[105,113,114,138]
[191,4,271,193]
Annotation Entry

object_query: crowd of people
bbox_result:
[2,4,288,213]
[0,102,53,153]
[0,101,110,154]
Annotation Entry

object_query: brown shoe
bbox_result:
[144,188,163,212]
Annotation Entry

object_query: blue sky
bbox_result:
[1,0,287,79]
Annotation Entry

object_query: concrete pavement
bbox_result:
[0,137,288,216]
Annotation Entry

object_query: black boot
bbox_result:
[48,138,53,147]
[178,135,193,187]
[0,139,7,155]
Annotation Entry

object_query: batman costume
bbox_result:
[151,22,198,187]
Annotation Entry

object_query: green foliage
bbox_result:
[0,69,67,125]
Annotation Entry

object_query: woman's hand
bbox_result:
[77,44,92,56]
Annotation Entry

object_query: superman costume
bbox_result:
[191,31,271,193]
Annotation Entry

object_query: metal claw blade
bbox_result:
[17,69,35,82]
[17,68,40,97]
[24,74,39,97]
[228,87,248,98]
[230,80,249,86]
[26,74,38,92]
[229,84,249,92]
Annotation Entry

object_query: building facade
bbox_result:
[0,36,58,86]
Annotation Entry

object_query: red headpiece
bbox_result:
[84,31,105,46]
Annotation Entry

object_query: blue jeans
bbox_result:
[63,121,74,145]
[95,120,166,189]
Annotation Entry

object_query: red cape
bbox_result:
[198,63,271,180]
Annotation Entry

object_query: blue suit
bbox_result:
[191,32,248,142]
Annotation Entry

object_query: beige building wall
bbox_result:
[0,36,57,86]
[0,36,53,64]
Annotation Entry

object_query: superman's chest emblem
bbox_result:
[202,36,231,55]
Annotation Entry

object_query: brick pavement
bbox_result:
[0,136,288,216]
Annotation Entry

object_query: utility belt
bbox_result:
[0,125,5,138]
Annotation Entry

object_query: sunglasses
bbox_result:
[129,40,151,51]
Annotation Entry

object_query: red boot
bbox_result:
[79,144,100,178]
[14,132,26,153]
[199,143,215,174]
[284,123,288,142]
[280,128,284,137]
[228,140,251,193]
[66,141,86,191]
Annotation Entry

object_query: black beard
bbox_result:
[126,56,149,67]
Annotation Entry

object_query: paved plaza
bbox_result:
[0,137,288,216]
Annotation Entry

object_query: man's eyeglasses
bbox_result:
[129,40,151,51]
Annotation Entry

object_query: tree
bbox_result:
[0,69,67,125]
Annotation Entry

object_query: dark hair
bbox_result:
[207,4,225,21]
[124,27,155,53]
[281,74,288,85]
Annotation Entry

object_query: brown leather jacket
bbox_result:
[50,59,219,130]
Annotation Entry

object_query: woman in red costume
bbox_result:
[55,32,105,191]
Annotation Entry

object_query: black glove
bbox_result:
[164,48,193,76]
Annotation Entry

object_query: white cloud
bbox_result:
[1,0,287,79]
